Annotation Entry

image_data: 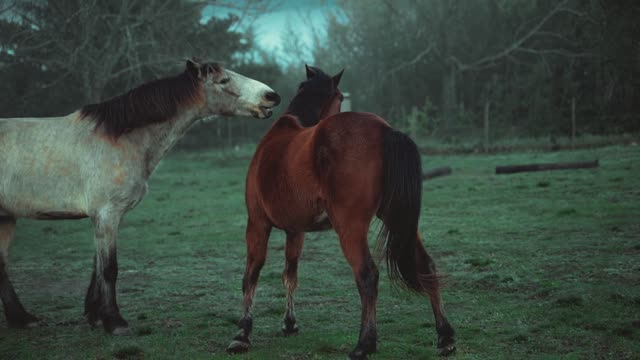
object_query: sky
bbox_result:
[203,0,342,66]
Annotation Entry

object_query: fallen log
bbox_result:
[495,160,599,175]
[423,166,452,180]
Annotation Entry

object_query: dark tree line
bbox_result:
[314,0,640,141]
[1,0,262,114]
[1,0,637,148]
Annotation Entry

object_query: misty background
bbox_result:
[0,0,638,150]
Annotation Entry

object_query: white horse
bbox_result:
[0,59,280,335]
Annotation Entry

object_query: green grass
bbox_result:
[1,144,639,359]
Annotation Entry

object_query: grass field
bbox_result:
[1,144,639,359]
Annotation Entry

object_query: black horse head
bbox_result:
[286,65,344,127]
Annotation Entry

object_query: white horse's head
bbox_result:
[186,59,280,119]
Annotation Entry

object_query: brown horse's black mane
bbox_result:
[286,69,338,127]
[80,69,204,138]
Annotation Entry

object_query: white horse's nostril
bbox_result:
[264,91,281,106]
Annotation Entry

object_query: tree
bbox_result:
[0,0,259,116]
[314,0,637,140]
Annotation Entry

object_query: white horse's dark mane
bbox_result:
[80,63,221,138]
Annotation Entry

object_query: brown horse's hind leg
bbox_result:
[333,220,379,360]
[415,237,456,356]
[282,231,303,335]
[227,217,272,354]
[84,209,128,335]
[0,217,39,328]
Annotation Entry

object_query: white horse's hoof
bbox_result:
[25,320,42,328]
[111,327,131,336]
[282,323,299,336]
[438,343,456,356]
[227,340,250,354]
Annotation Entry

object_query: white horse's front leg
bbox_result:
[84,207,129,335]
[0,216,39,327]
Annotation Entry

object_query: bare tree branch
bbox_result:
[515,47,596,58]
[453,0,573,72]
[0,0,16,15]
[388,0,591,79]
[385,44,434,79]
[4,0,269,105]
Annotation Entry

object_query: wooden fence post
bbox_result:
[227,118,232,148]
[484,101,490,153]
[571,97,576,150]
[342,92,351,112]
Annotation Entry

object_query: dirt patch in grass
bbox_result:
[161,319,183,328]
[446,228,461,235]
[465,257,492,267]
[555,295,584,307]
[136,326,153,336]
[474,274,500,290]
[113,345,144,359]
[556,208,578,216]
[583,322,608,331]
[26,277,87,299]
[613,326,635,339]
[511,334,529,343]
[537,181,551,188]
[528,289,551,300]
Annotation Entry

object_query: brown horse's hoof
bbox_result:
[111,326,131,336]
[438,343,456,356]
[87,318,102,328]
[7,313,41,329]
[227,340,250,354]
[24,319,42,328]
[282,323,299,336]
[437,322,456,356]
[10,319,42,329]
[101,312,129,335]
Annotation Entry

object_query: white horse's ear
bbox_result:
[187,58,203,77]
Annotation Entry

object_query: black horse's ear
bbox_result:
[187,58,202,77]
[305,64,318,79]
[332,69,344,86]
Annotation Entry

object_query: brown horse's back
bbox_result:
[247,112,390,233]
[313,112,389,209]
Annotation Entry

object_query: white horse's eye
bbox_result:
[219,78,230,85]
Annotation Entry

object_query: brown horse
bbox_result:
[227,65,456,359]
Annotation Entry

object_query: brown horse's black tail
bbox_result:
[377,128,424,292]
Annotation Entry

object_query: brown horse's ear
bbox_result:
[305,64,318,79]
[332,69,344,86]
[187,58,202,77]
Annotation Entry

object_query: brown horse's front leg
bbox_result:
[85,209,129,335]
[227,217,272,354]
